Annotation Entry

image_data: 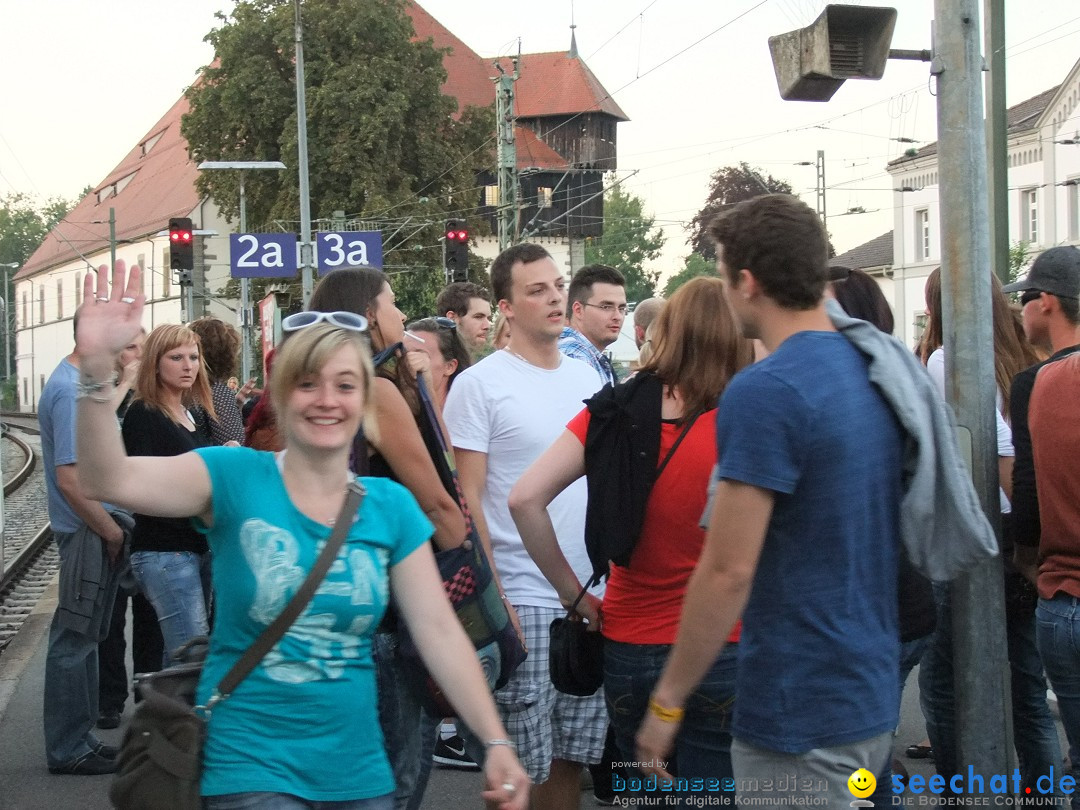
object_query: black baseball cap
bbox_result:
[1001,245,1080,299]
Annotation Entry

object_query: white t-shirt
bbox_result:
[927,347,1013,512]
[444,349,602,608]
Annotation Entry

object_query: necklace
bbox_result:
[504,347,533,365]
[276,450,355,526]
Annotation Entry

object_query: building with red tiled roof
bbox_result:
[881,56,1080,351]
[13,1,626,409]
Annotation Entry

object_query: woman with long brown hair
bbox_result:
[122,323,216,665]
[309,268,471,810]
[916,267,1060,793]
[509,277,752,804]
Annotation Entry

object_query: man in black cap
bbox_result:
[1005,244,1080,809]
[1004,245,1080,577]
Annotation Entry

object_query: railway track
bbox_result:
[0,420,57,655]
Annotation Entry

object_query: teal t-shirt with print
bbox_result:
[193,447,433,800]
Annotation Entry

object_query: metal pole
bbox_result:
[239,175,251,382]
[495,62,519,251]
[816,149,827,230]
[294,0,314,308]
[109,207,117,270]
[984,0,1009,283]
[932,0,1012,779]
[2,267,10,380]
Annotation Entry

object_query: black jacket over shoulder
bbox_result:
[583,371,663,581]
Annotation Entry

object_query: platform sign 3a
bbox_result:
[315,231,382,272]
[230,234,298,278]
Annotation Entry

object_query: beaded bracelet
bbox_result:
[75,373,119,403]
[648,698,685,724]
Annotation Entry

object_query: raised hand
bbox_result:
[76,260,146,361]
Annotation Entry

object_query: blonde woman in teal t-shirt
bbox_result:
[72,261,530,810]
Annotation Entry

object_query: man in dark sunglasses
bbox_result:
[1003,245,1080,568]
[1003,246,1080,805]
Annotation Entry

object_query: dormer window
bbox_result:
[140,131,164,156]
[94,171,138,205]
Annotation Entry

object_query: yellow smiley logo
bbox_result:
[848,768,876,798]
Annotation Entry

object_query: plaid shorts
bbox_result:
[494,604,607,783]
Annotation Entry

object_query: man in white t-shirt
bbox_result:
[444,243,605,809]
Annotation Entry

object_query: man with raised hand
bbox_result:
[637,195,905,807]
[444,243,605,810]
[558,264,627,387]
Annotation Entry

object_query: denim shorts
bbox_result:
[130,550,211,666]
[203,792,394,810]
[603,639,737,801]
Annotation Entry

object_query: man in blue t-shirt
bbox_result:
[637,194,904,808]
[39,322,126,775]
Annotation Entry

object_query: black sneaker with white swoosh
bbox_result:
[432,735,481,770]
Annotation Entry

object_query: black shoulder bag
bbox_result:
[109,481,366,810]
[551,410,701,696]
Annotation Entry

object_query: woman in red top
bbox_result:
[510,278,752,804]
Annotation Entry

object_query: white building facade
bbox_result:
[885,58,1080,348]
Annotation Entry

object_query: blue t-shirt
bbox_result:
[193,447,433,800]
[39,359,85,533]
[716,332,903,753]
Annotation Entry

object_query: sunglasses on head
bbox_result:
[407,316,457,332]
[281,310,369,333]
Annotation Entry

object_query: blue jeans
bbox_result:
[130,550,211,666]
[203,792,393,810]
[868,634,932,809]
[1036,594,1080,810]
[603,640,737,804]
[373,632,424,810]
[403,711,440,810]
[921,581,1061,795]
[43,529,109,766]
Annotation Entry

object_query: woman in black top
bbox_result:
[123,323,215,666]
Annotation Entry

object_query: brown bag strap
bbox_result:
[207,479,367,707]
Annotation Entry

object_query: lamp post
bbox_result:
[197,161,287,382]
[0,262,17,383]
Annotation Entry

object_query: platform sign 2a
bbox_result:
[230,234,299,278]
[315,231,382,272]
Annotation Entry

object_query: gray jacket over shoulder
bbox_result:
[827,298,998,582]
[56,508,135,640]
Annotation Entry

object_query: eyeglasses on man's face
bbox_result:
[583,302,629,315]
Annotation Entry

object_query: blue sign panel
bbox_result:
[315,231,383,271]
[230,233,298,278]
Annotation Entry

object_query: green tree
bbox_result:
[583,184,665,302]
[662,252,714,297]
[1008,240,1031,284]
[0,192,72,266]
[1,192,75,404]
[183,0,494,317]
[687,162,793,260]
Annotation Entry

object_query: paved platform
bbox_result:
[2,583,1047,809]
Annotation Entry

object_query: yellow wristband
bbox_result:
[648,698,685,724]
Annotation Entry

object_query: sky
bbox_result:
[3,0,1080,277]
